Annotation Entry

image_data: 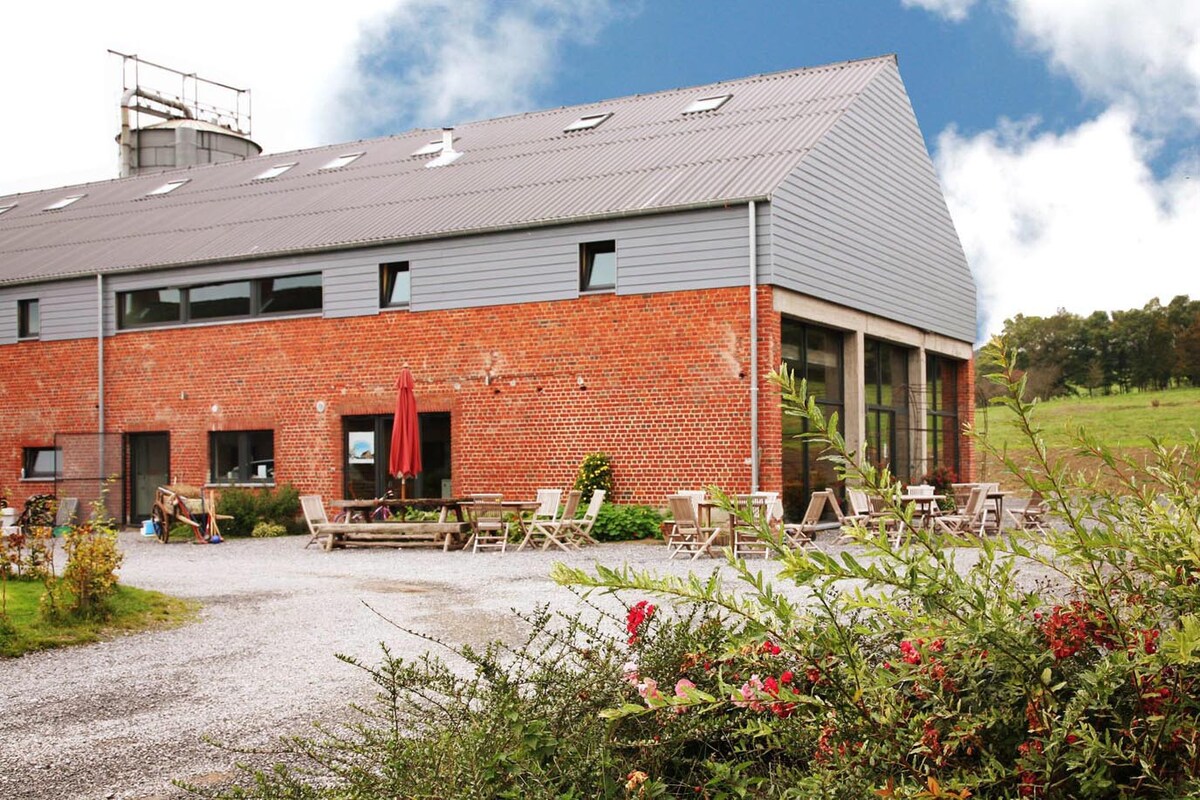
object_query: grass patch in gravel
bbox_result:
[0,578,197,658]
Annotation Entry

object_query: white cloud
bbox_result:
[0,1,393,197]
[336,0,624,136]
[1008,0,1200,128]
[899,0,979,22]
[936,109,1200,339]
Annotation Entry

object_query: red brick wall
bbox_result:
[958,356,977,482]
[1,288,769,513]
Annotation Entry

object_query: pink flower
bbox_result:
[622,660,640,686]
[638,677,662,706]
[732,675,766,711]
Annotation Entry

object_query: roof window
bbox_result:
[43,194,85,211]
[0,203,15,216]
[146,179,189,197]
[682,94,731,114]
[411,140,446,157]
[253,163,297,180]
[563,113,611,132]
[319,152,363,170]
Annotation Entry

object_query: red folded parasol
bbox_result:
[389,367,422,497]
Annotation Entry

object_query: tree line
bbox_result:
[977,295,1200,402]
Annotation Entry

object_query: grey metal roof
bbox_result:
[0,55,894,285]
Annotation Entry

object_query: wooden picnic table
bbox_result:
[327,498,471,551]
[332,497,467,522]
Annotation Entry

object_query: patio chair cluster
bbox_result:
[664,489,843,561]
[300,489,604,553]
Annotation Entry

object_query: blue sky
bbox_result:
[3,1,1197,340]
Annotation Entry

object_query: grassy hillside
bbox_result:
[973,386,1200,484]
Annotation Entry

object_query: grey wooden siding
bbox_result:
[769,62,976,343]
[2,203,769,342]
[0,279,98,343]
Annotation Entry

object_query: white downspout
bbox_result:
[748,201,759,493]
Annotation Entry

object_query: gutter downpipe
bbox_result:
[748,201,759,493]
[97,274,105,472]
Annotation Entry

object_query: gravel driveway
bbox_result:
[0,532,803,800]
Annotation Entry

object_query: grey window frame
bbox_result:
[23,446,61,479]
[117,272,322,330]
[579,240,616,292]
[17,298,39,339]
[380,262,411,309]
[209,429,275,484]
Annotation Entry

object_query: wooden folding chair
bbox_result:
[519,488,562,550]
[1012,490,1050,533]
[665,490,707,556]
[566,489,604,546]
[465,499,509,553]
[731,494,774,559]
[933,486,988,538]
[783,491,843,548]
[535,490,582,551]
[301,495,334,550]
[666,494,724,560]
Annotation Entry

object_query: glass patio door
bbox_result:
[343,413,451,499]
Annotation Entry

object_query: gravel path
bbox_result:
[0,532,801,800]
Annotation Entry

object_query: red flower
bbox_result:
[780,670,794,684]
[626,601,656,645]
[760,640,781,655]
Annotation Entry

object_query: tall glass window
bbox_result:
[926,355,961,478]
[864,339,913,481]
[210,430,274,484]
[780,319,843,522]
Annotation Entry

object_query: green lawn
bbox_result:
[974,386,1200,482]
[0,578,197,658]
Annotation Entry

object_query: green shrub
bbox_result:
[205,339,1200,799]
[250,521,287,538]
[572,452,614,503]
[44,498,123,620]
[216,484,302,536]
[591,503,663,541]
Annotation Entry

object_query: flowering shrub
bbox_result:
[44,497,123,619]
[208,339,1200,799]
[573,452,614,503]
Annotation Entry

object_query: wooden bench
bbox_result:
[322,521,471,552]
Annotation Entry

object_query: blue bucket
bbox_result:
[141,519,156,537]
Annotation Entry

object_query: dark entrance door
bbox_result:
[343,413,451,499]
[129,432,169,522]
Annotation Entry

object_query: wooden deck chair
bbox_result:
[665,490,707,556]
[466,500,509,553]
[933,486,988,538]
[532,490,581,551]
[301,495,334,550]
[567,489,605,546]
[519,488,563,551]
[784,491,843,548]
[666,494,724,560]
[1013,490,1050,533]
[731,494,773,559]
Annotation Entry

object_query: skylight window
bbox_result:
[563,113,611,132]
[319,152,363,170]
[146,179,189,197]
[682,94,731,114]
[43,194,84,211]
[0,203,15,216]
[253,163,297,180]
[411,140,446,157]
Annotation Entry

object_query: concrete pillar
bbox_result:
[843,330,866,461]
[909,347,927,480]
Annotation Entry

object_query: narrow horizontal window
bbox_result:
[43,194,84,211]
[146,179,189,196]
[580,240,616,292]
[381,262,411,308]
[18,298,39,339]
[189,280,252,321]
[23,447,61,480]
[258,273,322,315]
[563,113,611,132]
[319,152,363,170]
[682,94,731,114]
[119,288,182,328]
[253,163,297,180]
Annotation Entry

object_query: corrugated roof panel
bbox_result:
[0,56,896,283]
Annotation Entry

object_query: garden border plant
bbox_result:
[200,338,1200,799]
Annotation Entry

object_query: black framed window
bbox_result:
[580,240,616,291]
[23,447,61,479]
[17,299,39,339]
[926,355,961,478]
[117,273,322,330]
[864,339,913,480]
[210,430,274,484]
[381,262,411,308]
[780,319,844,522]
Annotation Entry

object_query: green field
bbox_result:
[973,386,1200,483]
[0,579,196,658]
